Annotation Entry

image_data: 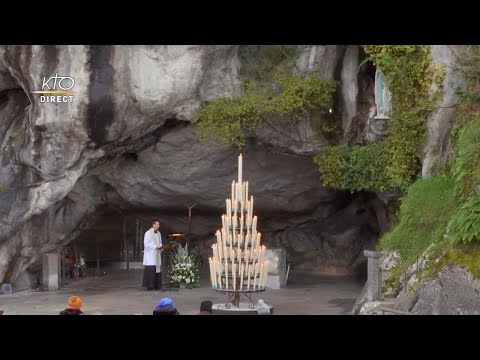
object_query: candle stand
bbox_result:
[208,154,273,314]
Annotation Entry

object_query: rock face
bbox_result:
[412,265,480,315]
[422,45,467,177]
[0,45,464,288]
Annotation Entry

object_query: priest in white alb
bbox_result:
[142,219,163,290]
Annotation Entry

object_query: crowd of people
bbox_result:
[1,296,271,315]
[56,295,219,315]
[54,295,270,315]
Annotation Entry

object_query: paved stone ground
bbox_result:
[0,270,363,315]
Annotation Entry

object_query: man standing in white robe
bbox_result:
[142,219,163,290]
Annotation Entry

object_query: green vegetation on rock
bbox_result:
[192,45,338,148]
[380,46,480,282]
[315,45,445,192]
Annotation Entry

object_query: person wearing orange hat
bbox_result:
[59,295,85,315]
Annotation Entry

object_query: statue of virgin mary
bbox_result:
[374,68,392,118]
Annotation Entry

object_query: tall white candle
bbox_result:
[238,154,242,184]
[250,196,254,225]
[247,264,251,290]
[246,181,248,205]
[232,263,236,291]
[231,181,235,204]
[252,216,257,234]
[240,211,244,235]
[217,262,222,290]
[253,262,257,289]
[258,262,262,289]
[240,263,244,290]
[225,260,228,289]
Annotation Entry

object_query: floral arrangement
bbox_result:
[169,244,200,288]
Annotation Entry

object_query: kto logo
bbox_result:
[32,73,75,103]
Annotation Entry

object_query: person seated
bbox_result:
[60,295,85,315]
[153,297,180,315]
[197,300,213,315]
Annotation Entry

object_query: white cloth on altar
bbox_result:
[143,229,163,266]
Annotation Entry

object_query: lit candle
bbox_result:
[250,196,254,225]
[216,262,222,288]
[225,260,228,289]
[245,181,248,205]
[247,264,251,290]
[238,154,242,184]
[237,233,241,262]
[258,264,263,289]
[235,184,239,207]
[240,263,244,290]
[232,263,236,291]
[240,210,244,235]
[253,262,257,289]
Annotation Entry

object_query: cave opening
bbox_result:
[61,187,385,287]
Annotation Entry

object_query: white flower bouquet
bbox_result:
[169,244,200,288]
